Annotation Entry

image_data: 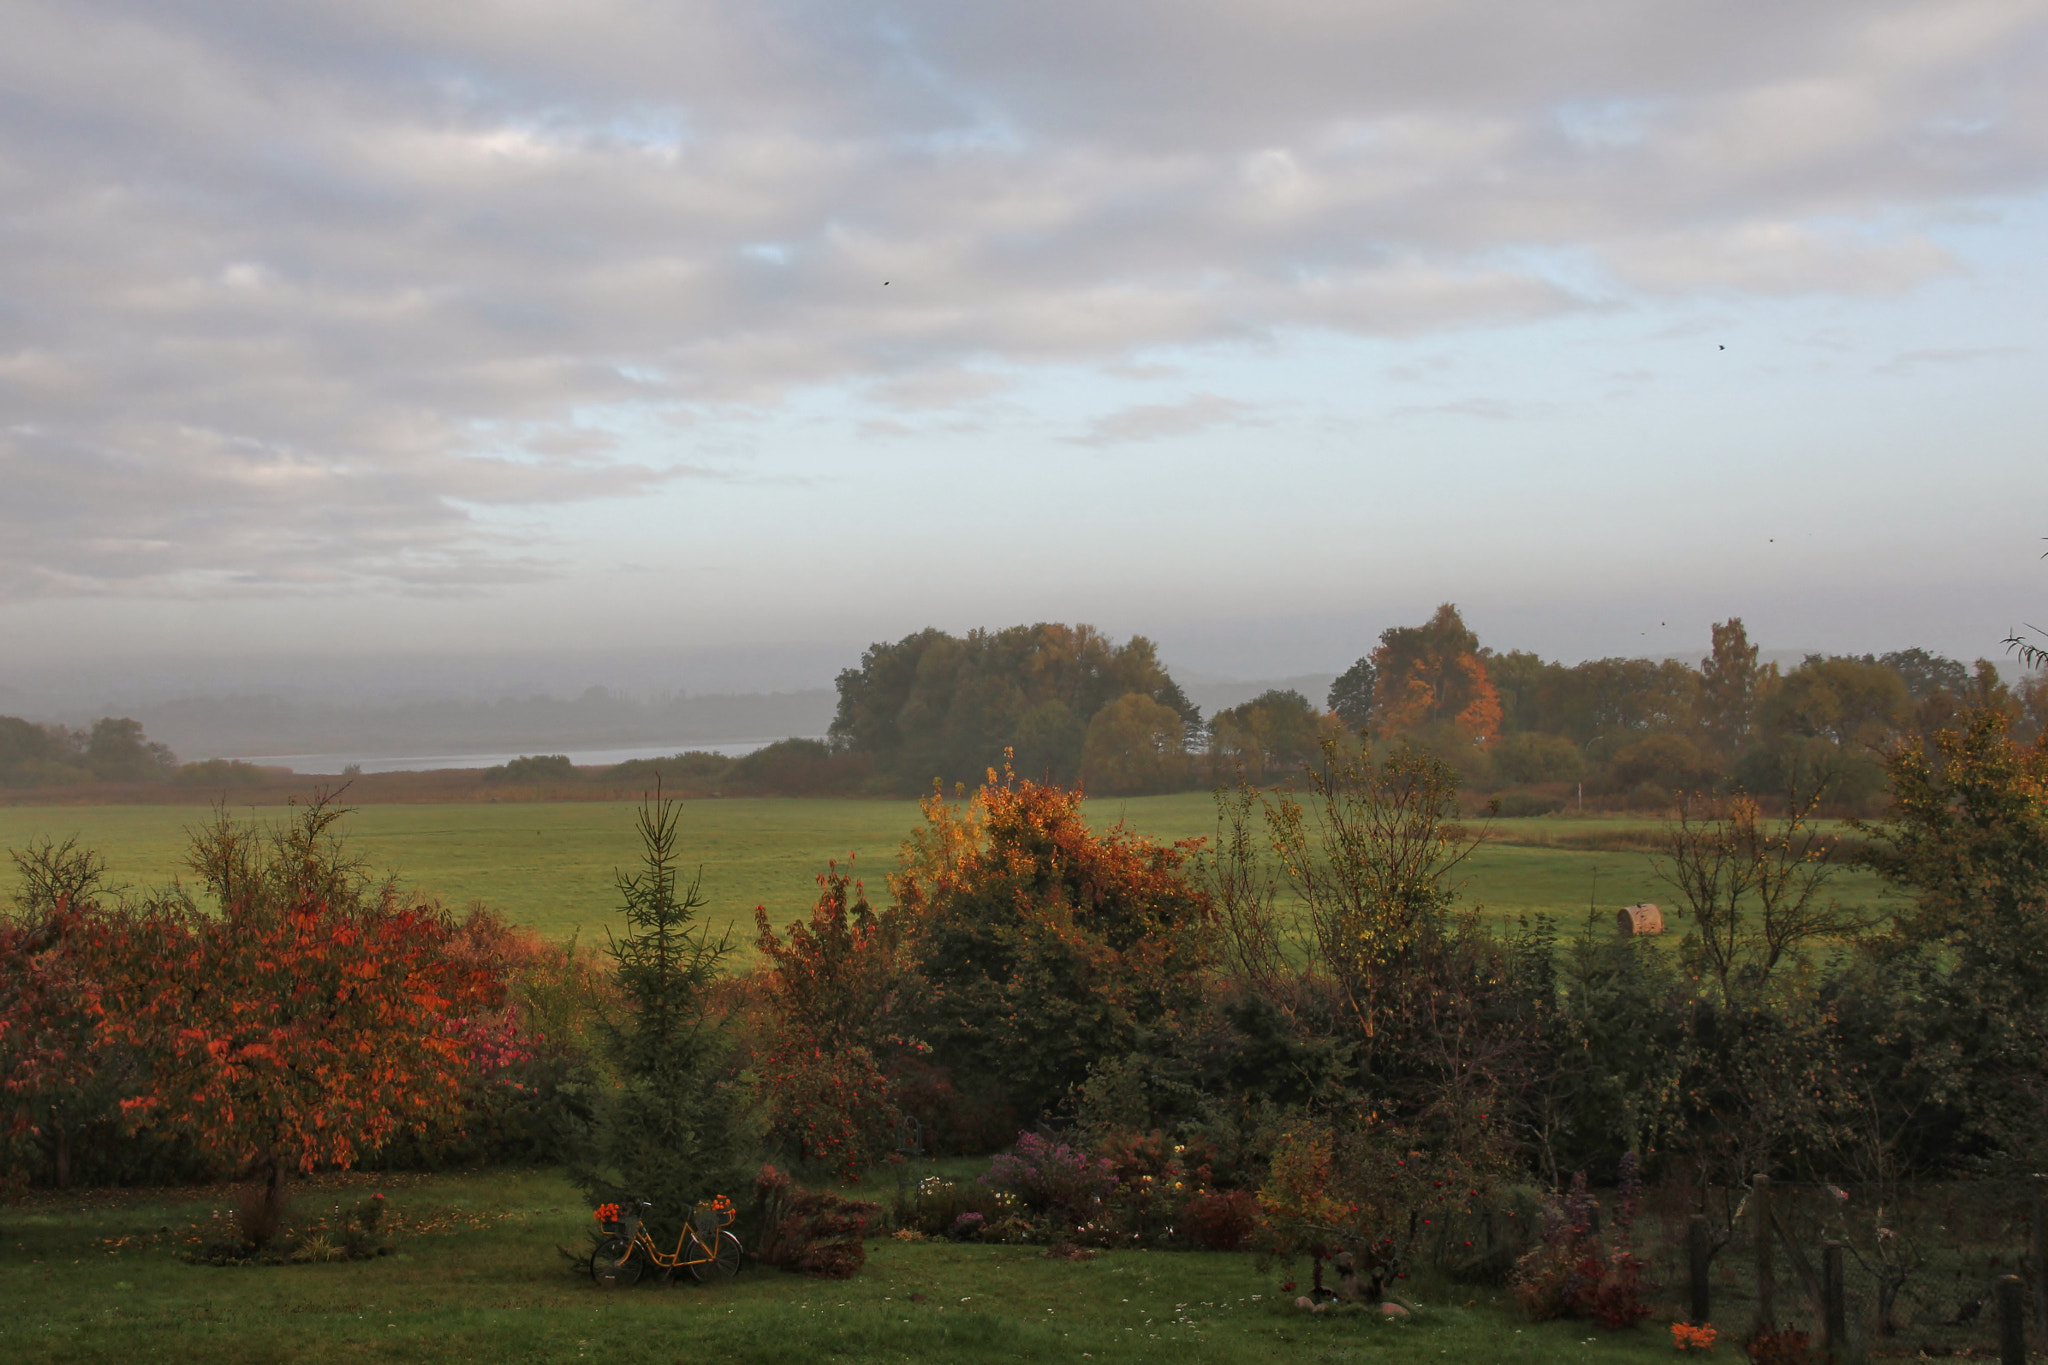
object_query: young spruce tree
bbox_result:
[575,791,750,1236]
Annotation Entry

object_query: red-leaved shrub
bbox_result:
[1181,1189,1259,1250]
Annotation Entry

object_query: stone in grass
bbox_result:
[1379,1302,1410,1318]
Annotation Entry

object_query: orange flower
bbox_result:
[1670,1321,1717,1352]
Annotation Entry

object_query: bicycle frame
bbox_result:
[607,1199,735,1272]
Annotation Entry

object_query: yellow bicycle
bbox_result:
[591,1197,742,1288]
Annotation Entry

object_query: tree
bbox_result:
[904,773,1209,1129]
[1759,655,1909,749]
[1367,604,1503,747]
[829,623,1200,791]
[1206,689,1329,783]
[1264,742,1476,1044]
[577,792,751,1236]
[1699,618,1763,756]
[83,718,175,782]
[91,800,499,1244]
[1327,657,1377,733]
[1080,692,1190,795]
[1656,783,1857,1010]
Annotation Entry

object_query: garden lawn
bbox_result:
[0,796,1893,949]
[0,1168,1689,1365]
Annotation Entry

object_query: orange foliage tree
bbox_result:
[89,801,500,1244]
[904,769,1211,1136]
[1368,603,1503,746]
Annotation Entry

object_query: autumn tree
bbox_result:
[904,772,1210,1131]
[91,801,500,1245]
[1366,604,1503,748]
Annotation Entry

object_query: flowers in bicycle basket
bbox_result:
[593,1203,623,1226]
[702,1195,736,1221]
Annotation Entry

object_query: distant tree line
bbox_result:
[0,715,270,790]
[813,612,2047,810]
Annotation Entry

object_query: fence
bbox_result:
[1637,1174,2045,1362]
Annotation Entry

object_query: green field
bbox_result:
[0,796,1892,949]
[0,1167,1686,1364]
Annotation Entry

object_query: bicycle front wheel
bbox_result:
[591,1235,642,1289]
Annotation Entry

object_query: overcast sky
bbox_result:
[4,0,2046,695]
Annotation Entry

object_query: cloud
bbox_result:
[1068,392,1261,447]
[3,0,2045,592]
[1876,344,2029,373]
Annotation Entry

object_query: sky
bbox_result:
[4,0,2047,699]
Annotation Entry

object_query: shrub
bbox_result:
[1744,1327,1818,1365]
[1181,1189,1259,1250]
[752,863,911,1178]
[1510,1160,1653,1329]
[753,1163,882,1278]
[984,1131,1118,1223]
[173,759,268,788]
[483,754,577,783]
[1494,791,1564,817]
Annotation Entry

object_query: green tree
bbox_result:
[1698,618,1763,756]
[83,718,175,783]
[1327,658,1377,733]
[1859,708,2048,1170]
[1491,731,1584,784]
[1207,689,1327,783]
[1081,693,1190,795]
[1759,655,1909,749]
[830,623,1199,791]
[576,793,751,1235]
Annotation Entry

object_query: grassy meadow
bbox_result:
[0,1167,1692,1365]
[0,795,1892,949]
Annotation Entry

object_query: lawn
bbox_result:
[0,1168,1688,1365]
[0,796,1892,948]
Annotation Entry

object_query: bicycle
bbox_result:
[590,1196,743,1288]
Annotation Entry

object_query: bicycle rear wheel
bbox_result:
[591,1235,642,1288]
[687,1230,744,1281]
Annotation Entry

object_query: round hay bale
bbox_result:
[1616,903,1664,936]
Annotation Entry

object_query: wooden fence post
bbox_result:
[1998,1274,2025,1365]
[1822,1242,1845,1362]
[1754,1175,1775,1336]
[1689,1213,1711,1325]
[2032,1177,2047,1338]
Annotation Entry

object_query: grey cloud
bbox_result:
[1069,393,1260,447]
[3,0,2045,592]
